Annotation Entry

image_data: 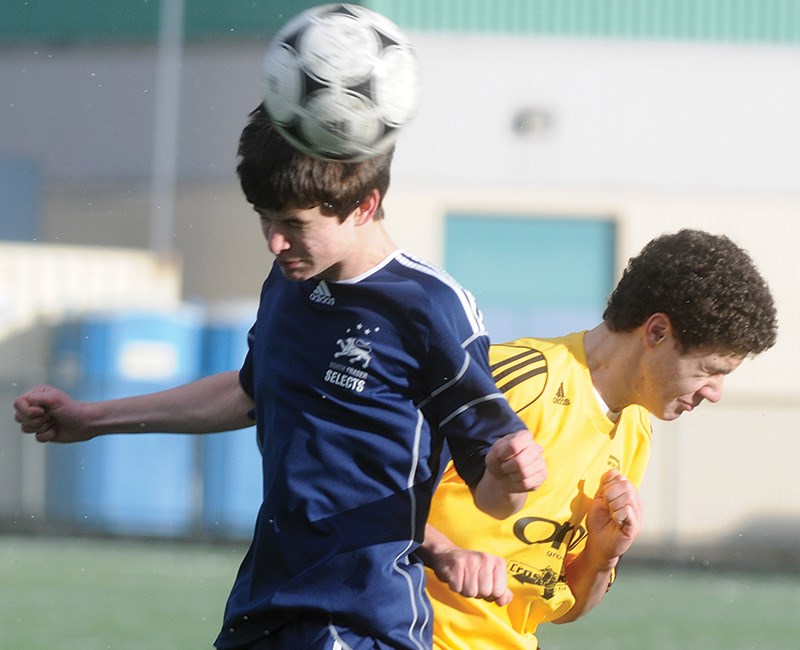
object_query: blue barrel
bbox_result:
[46,307,203,536]
[200,303,262,539]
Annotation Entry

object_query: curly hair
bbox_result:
[603,229,777,356]
[236,104,393,221]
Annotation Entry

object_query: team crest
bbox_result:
[324,323,380,393]
[334,337,372,369]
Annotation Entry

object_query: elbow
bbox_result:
[551,609,582,625]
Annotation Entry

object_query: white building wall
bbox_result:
[2,34,799,550]
[396,35,800,195]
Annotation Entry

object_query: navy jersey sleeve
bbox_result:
[239,272,275,408]
[239,328,255,398]
[420,283,526,488]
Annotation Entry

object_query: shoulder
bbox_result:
[389,252,472,297]
[490,334,580,383]
[621,404,654,438]
[490,333,584,409]
[385,251,484,328]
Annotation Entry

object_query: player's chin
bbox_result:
[658,405,686,422]
[661,403,693,421]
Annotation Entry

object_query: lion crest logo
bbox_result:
[334,337,372,369]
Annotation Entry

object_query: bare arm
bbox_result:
[418,523,513,606]
[553,470,642,624]
[14,370,254,443]
[471,430,547,519]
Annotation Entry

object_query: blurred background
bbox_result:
[1,1,799,648]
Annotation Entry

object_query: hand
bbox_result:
[585,469,643,562]
[485,430,547,493]
[421,525,513,606]
[433,547,513,606]
[14,385,93,444]
[472,430,547,518]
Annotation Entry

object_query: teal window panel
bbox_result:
[372,0,800,43]
[2,1,799,44]
[444,214,615,342]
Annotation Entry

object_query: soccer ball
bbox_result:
[261,3,421,161]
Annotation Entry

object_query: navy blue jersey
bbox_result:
[215,252,525,649]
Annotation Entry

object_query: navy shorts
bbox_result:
[230,615,398,650]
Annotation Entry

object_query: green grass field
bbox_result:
[2,534,799,649]
[543,564,800,650]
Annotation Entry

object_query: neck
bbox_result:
[584,323,639,413]
[361,220,397,265]
[324,221,398,282]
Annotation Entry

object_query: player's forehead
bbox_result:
[254,205,323,221]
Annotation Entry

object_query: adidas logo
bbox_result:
[309,281,335,305]
[552,382,571,406]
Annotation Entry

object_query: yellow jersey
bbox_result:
[426,332,652,650]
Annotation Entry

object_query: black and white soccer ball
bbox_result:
[261,3,421,161]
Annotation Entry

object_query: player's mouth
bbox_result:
[277,258,309,278]
[278,257,304,270]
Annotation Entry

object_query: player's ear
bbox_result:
[353,189,381,225]
[644,312,673,348]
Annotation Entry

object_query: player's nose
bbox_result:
[267,229,291,255]
[698,376,724,404]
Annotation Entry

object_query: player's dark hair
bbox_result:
[603,229,777,356]
[236,104,392,221]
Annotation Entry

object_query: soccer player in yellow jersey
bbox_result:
[419,229,778,650]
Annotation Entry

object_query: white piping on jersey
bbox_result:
[439,393,509,428]
[328,628,352,650]
[395,252,485,337]
[413,560,432,648]
[390,409,428,650]
[333,249,401,284]
[330,250,490,346]
[416,354,471,411]
[462,329,488,349]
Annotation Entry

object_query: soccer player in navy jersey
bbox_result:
[14,104,547,650]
